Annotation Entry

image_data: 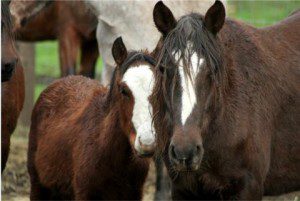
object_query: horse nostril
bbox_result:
[169,144,189,163]
[196,145,201,154]
[20,17,27,27]
[170,144,177,159]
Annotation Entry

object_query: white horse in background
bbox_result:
[85,0,221,85]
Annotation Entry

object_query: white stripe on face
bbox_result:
[177,51,204,125]
[122,65,156,153]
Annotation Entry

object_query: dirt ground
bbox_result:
[2,127,299,201]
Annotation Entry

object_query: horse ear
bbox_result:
[204,0,225,35]
[112,37,128,66]
[153,1,176,36]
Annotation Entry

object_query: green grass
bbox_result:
[228,1,300,27]
[36,41,60,77]
[34,41,103,100]
[34,1,300,100]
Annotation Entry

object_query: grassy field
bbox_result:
[34,42,103,100]
[33,1,300,100]
[229,1,300,27]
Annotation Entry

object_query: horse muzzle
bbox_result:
[169,141,203,172]
[134,136,156,158]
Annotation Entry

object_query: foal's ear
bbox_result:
[204,0,226,35]
[112,37,128,66]
[153,1,176,36]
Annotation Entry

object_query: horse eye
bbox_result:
[120,86,130,98]
[159,66,165,74]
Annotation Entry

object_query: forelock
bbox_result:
[152,13,225,152]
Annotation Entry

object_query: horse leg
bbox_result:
[1,132,10,172]
[101,61,115,85]
[27,128,52,200]
[58,28,80,77]
[79,39,99,78]
[29,179,52,200]
[154,156,171,201]
[28,162,52,200]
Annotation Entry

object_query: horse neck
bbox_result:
[96,98,133,163]
[196,22,251,134]
[199,20,273,142]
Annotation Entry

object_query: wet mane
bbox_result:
[153,13,226,151]
[1,1,14,38]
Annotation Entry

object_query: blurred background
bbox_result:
[33,0,300,100]
[2,1,300,201]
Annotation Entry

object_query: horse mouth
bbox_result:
[136,151,154,158]
[135,136,156,158]
[172,163,200,172]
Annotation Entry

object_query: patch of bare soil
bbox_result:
[1,127,29,201]
[1,126,299,201]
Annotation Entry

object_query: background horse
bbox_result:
[9,0,52,30]
[149,1,299,199]
[27,37,159,200]
[1,0,25,172]
[85,0,218,85]
[2,1,19,82]
[12,1,99,78]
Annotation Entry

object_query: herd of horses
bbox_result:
[14,1,99,78]
[1,0,300,200]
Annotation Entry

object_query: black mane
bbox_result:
[1,1,14,38]
[157,13,223,81]
[155,13,227,111]
[153,13,226,152]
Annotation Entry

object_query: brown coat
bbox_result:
[28,75,149,200]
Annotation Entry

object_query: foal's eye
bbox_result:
[120,85,131,98]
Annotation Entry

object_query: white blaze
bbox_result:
[177,51,204,125]
[122,65,156,153]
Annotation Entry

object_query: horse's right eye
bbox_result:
[120,86,130,98]
[159,66,165,74]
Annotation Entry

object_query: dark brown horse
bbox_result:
[9,0,52,29]
[2,1,18,83]
[27,37,161,200]
[149,1,300,199]
[13,1,99,78]
[1,0,25,172]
